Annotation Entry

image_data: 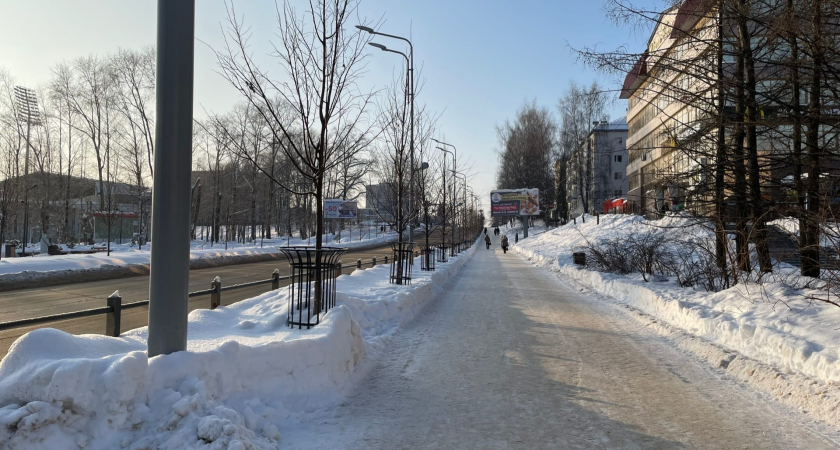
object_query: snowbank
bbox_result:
[0,231,402,280]
[0,241,477,449]
[514,214,840,386]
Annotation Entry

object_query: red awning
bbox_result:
[670,0,705,38]
[620,51,648,99]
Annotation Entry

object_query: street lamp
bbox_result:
[368,41,414,243]
[15,87,40,257]
[436,146,454,252]
[451,171,468,247]
[358,25,416,243]
[433,138,459,244]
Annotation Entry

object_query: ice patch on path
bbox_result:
[0,241,477,449]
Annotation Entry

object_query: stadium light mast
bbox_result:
[14,87,40,257]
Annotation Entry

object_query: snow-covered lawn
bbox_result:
[513,214,840,387]
[0,240,476,449]
[0,230,403,279]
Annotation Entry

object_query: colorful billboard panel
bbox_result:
[324,199,358,219]
[490,189,540,216]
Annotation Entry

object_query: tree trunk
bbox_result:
[739,0,772,273]
[802,0,823,277]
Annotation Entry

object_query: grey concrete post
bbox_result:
[106,290,122,337]
[523,215,529,239]
[271,269,281,290]
[147,0,195,357]
[210,276,221,309]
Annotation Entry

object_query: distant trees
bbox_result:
[495,101,558,212]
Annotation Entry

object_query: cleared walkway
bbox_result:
[287,235,839,449]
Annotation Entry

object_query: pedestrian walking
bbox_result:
[484,227,487,235]
[484,234,491,249]
[501,235,509,253]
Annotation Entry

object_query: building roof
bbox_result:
[619,51,648,99]
[592,118,629,133]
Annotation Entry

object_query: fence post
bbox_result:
[597,213,600,225]
[357,258,362,269]
[210,276,222,309]
[573,217,576,225]
[106,290,122,337]
[271,269,280,290]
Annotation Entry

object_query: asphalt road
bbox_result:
[0,236,449,358]
[287,235,840,450]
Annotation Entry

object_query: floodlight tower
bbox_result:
[14,87,40,256]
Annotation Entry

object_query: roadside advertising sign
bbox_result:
[490,189,540,217]
[324,199,358,219]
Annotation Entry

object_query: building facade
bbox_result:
[566,119,629,218]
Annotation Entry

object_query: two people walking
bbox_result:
[485,230,510,253]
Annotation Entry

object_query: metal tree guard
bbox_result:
[390,242,415,285]
[436,243,448,263]
[280,246,347,329]
[421,245,435,271]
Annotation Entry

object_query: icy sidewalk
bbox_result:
[513,214,840,427]
[0,241,477,450]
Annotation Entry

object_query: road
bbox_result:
[285,234,840,450]
[0,236,447,358]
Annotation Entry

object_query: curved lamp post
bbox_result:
[359,26,416,243]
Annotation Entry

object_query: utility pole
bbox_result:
[147,0,195,357]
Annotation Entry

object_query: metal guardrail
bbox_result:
[0,254,398,337]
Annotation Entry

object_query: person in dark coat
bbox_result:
[484,233,492,249]
[501,235,509,253]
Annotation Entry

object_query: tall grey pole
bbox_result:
[147,0,195,357]
[523,214,529,239]
[408,45,415,244]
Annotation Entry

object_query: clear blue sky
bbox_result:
[0,0,662,209]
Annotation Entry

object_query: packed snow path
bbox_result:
[287,236,839,449]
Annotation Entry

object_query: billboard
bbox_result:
[490,189,540,217]
[324,199,358,219]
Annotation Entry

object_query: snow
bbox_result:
[0,239,476,449]
[0,229,403,279]
[513,214,840,386]
[769,217,840,248]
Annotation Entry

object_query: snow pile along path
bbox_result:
[0,240,477,450]
[514,215,840,386]
[0,230,403,278]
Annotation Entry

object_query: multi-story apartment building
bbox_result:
[365,183,397,222]
[566,119,629,217]
[621,1,840,216]
[621,3,709,214]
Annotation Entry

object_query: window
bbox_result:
[614,172,623,180]
[615,189,622,196]
[614,155,622,163]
